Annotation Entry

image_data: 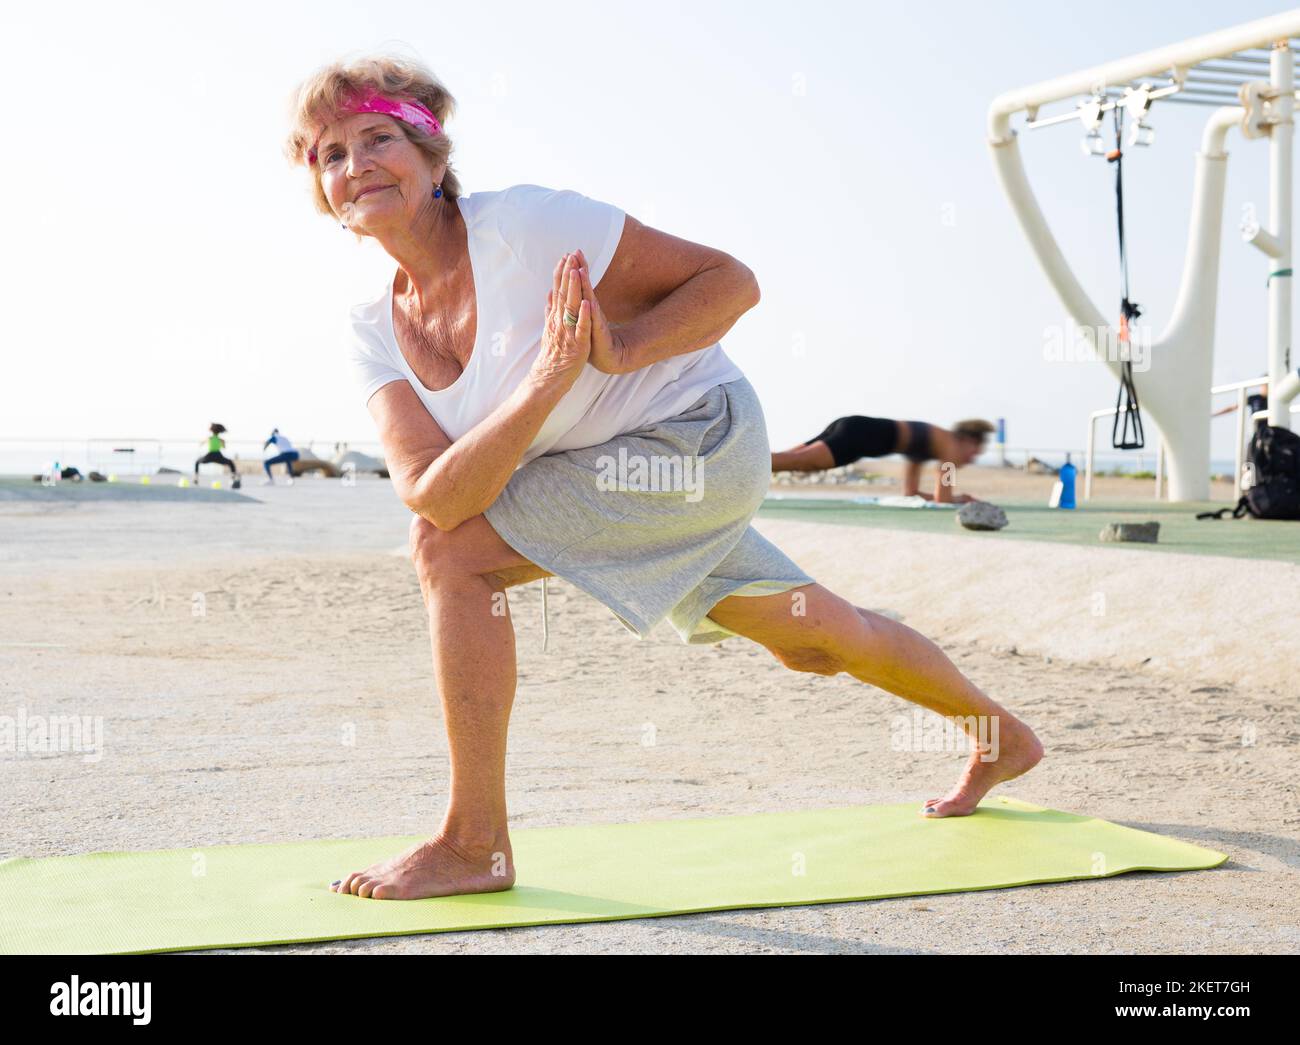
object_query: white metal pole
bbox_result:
[1085,408,1119,500]
[987,11,1300,143]
[1234,386,1247,499]
[1085,417,1096,500]
[1269,41,1294,431]
[1155,434,1165,500]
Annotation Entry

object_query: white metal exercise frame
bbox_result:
[989,11,1300,501]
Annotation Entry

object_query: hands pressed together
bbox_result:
[529,248,626,390]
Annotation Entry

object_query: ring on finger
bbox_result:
[562,308,580,326]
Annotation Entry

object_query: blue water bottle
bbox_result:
[1058,453,1077,509]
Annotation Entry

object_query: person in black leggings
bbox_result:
[771,417,994,503]
[194,423,242,489]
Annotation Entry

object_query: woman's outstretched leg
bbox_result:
[706,583,1043,817]
[771,440,837,472]
[331,513,549,900]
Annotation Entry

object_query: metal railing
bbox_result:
[1083,375,1297,501]
[1085,409,1167,501]
[0,437,387,478]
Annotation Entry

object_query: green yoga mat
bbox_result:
[0,797,1226,954]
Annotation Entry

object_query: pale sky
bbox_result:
[2,0,1295,461]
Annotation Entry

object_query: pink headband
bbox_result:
[308,89,443,166]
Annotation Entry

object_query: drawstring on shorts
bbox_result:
[539,575,549,653]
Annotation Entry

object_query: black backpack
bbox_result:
[1198,423,1300,521]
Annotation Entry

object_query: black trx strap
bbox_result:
[1107,105,1145,450]
[1196,499,1250,521]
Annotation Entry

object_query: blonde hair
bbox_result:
[282,51,463,223]
[952,418,996,442]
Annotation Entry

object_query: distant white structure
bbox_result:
[334,448,387,475]
[989,11,1300,500]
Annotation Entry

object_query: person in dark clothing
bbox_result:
[772,417,995,503]
[261,428,301,485]
[194,423,241,489]
[1211,384,1269,425]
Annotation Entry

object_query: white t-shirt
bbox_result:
[263,432,294,459]
[345,183,746,466]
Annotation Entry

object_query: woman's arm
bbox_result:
[582,216,761,374]
[932,469,953,503]
[901,459,923,497]
[370,253,591,531]
[905,428,965,503]
[369,375,571,530]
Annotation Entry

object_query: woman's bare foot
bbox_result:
[921,717,1044,818]
[329,831,515,900]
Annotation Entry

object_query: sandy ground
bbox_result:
[1,474,1296,954]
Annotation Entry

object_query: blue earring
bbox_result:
[433,183,443,199]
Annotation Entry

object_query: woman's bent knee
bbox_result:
[408,514,463,584]
[409,513,439,559]
[408,511,536,584]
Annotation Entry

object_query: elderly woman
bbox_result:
[284,55,1043,901]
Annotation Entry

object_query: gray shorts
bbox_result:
[483,376,816,644]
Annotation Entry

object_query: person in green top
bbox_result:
[193,422,241,488]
